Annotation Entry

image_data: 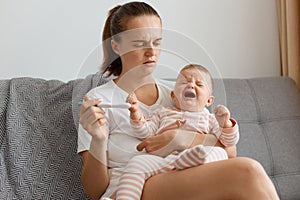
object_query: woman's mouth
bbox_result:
[143,60,156,64]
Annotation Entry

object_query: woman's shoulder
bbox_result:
[156,79,175,90]
[93,79,114,89]
[154,79,175,108]
[155,78,175,97]
[86,79,115,99]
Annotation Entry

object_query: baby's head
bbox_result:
[171,64,214,112]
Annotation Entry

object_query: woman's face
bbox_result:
[112,15,162,78]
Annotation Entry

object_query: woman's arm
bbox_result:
[137,129,237,158]
[79,96,109,199]
[80,150,109,200]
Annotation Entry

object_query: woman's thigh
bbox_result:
[142,157,266,200]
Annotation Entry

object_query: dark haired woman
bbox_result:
[78,2,279,200]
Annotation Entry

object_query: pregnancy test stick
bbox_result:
[78,101,131,109]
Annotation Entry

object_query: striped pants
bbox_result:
[116,145,228,200]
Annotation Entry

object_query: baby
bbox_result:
[116,64,239,200]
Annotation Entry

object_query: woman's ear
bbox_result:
[111,40,120,55]
[206,96,214,107]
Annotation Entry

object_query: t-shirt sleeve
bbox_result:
[219,118,239,147]
[77,124,92,153]
[209,116,239,147]
[130,110,161,139]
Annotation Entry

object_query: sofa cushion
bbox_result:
[214,77,300,199]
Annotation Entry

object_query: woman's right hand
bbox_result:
[79,96,109,200]
[79,96,107,141]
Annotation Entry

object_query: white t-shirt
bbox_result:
[77,79,174,169]
[77,79,216,198]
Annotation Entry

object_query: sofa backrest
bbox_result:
[213,77,300,200]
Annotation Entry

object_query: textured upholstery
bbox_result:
[214,77,300,199]
[0,76,299,199]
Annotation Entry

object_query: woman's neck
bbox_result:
[134,83,158,106]
[114,74,158,106]
[113,74,155,93]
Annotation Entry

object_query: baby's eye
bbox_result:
[176,81,186,86]
[179,80,187,84]
[196,82,204,86]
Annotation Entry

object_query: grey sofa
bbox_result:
[0,74,299,199]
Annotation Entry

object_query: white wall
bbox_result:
[0,0,281,82]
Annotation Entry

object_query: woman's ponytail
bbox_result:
[101,5,122,77]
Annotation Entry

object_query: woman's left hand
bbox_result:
[137,130,176,156]
[137,129,207,157]
[137,128,234,157]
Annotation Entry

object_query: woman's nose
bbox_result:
[145,41,157,56]
[145,47,155,57]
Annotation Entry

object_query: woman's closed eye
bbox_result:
[153,40,161,47]
[133,41,146,48]
[132,39,162,48]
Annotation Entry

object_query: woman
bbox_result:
[78,2,279,200]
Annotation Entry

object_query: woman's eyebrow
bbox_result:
[131,38,162,42]
[131,40,146,42]
[154,38,163,42]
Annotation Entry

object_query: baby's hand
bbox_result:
[214,105,233,128]
[126,92,137,104]
[126,92,138,112]
[126,92,141,121]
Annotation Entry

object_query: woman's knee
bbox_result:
[233,157,269,183]
[230,157,279,199]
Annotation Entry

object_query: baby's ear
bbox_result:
[206,96,214,107]
[170,91,175,101]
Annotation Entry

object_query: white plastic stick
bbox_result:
[78,101,131,109]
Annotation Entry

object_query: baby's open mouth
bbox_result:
[184,92,196,98]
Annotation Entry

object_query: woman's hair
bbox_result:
[101,1,161,77]
[180,64,214,93]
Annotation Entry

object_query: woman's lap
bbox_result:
[141,157,265,200]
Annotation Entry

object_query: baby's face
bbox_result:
[172,68,213,112]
